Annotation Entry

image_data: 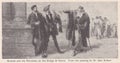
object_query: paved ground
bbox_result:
[2,29,118,59]
[31,33,118,59]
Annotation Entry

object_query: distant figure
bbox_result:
[27,5,49,57]
[114,23,118,38]
[73,6,90,56]
[99,16,106,38]
[110,23,117,38]
[101,17,108,38]
[104,17,111,38]
[91,18,95,36]
[43,5,64,54]
[94,16,102,39]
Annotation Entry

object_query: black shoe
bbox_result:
[73,51,78,56]
[42,53,48,58]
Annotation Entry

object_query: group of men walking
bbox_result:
[27,5,90,58]
[91,16,117,39]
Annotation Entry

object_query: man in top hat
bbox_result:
[27,5,49,58]
[73,6,90,56]
[43,5,63,53]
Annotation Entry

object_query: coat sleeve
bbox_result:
[84,13,90,28]
[27,14,31,25]
[74,17,78,30]
[57,15,63,32]
[84,13,90,38]
[37,12,44,22]
[27,13,36,25]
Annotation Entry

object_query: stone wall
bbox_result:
[2,2,27,29]
[2,2,34,59]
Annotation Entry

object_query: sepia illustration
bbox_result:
[2,2,118,59]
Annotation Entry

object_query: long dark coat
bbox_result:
[78,12,90,38]
[27,11,49,55]
[64,11,76,40]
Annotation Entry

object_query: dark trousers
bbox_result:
[74,30,83,51]
[32,28,49,56]
[66,28,75,46]
[81,29,88,47]
[72,30,75,46]
[75,27,88,52]
[48,31,61,52]
[32,31,41,56]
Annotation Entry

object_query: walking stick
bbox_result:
[87,38,92,50]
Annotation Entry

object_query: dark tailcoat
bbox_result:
[45,12,62,36]
[78,12,90,38]
[74,12,90,51]
[64,11,76,40]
